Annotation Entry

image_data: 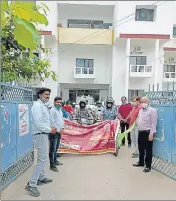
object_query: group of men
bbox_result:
[100,95,158,173]
[25,87,158,197]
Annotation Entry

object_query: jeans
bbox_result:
[29,134,49,187]
[131,128,139,154]
[49,133,61,166]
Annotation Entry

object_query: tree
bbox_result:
[1,1,56,82]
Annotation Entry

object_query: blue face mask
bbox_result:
[55,105,62,110]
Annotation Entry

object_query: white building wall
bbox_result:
[114,1,175,37]
[38,1,176,103]
[164,38,176,48]
[58,3,114,27]
[37,1,58,40]
[112,40,126,105]
[58,1,116,6]
[58,44,112,85]
[43,36,60,102]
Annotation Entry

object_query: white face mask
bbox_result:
[142,103,148,109]
[131,102,137,107]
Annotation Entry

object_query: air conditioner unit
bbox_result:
[169,57,176,63]
[135,46,143,53]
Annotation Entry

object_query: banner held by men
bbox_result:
[58,119,120,154]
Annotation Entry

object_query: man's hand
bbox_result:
[60,128,65,135]
[148,134,154,141]
[123,119,127,123]
[50,127,57,134]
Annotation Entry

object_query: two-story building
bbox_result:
[34,1,176,104]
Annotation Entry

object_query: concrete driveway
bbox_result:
[1,147,176,200]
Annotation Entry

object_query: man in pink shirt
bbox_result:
[126,97,142,158]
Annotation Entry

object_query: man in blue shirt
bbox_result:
[25,88,56,197]
[49,97,65,172]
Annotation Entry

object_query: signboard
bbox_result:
[18,104,29,136]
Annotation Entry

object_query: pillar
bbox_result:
[154,39,159,91]
[125,38,131,99]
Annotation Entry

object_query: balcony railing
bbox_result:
[129,65,153,78]
[163,72,176,82]
[74,67,95,79]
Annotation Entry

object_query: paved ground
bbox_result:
[1,147,176,200]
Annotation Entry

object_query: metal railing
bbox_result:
[130,65,152,73]
[164,72,176,79]
[75,67,94,75]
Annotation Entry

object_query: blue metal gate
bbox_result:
[146,89,176,180]
[1,83,34,189]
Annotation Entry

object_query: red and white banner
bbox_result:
[58,119,120,154]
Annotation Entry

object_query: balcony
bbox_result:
[58,27,113,45]
[129,65,153,78]
[163,72,176,82]
[74,67,95,79]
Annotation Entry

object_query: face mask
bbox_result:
[142,103,148,109]
[133,102,137,107]
[41,96,49,104]
[55,105,62,110]
[42,99,49,104]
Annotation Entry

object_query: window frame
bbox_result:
[173,27,176,37]
[130,56,147,65]
[135,7,155,22]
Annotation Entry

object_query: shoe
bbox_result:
[143,167,151,173]
[37,178,53,185]
[132,153,139,158]
[50,165,59,172]
[55,161,63,166]
[133,162,144,167]
[57,153,61,157]
[25,182,40,197]
[128,144,131,148]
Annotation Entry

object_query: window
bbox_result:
[67,19,111,29]
[135,8,155,22]
[128,90,145,101]
[69,89,100,103]
[173,27,176,37]
[164,65,175,72]
[69,90,76,102]
[76,58,94,75]
[130,56,147,65]
[130,56,147,72]
[164,65,176,78]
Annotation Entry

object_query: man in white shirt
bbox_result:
[25,88,57,197]
[49,97,65,172]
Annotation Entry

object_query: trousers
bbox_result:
[120,122,131,145]
[49,133,61,166]
[138,130,153,168]
[131,128,139,154]
[29,134,49,187]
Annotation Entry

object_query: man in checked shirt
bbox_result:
[133,96,158,173]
